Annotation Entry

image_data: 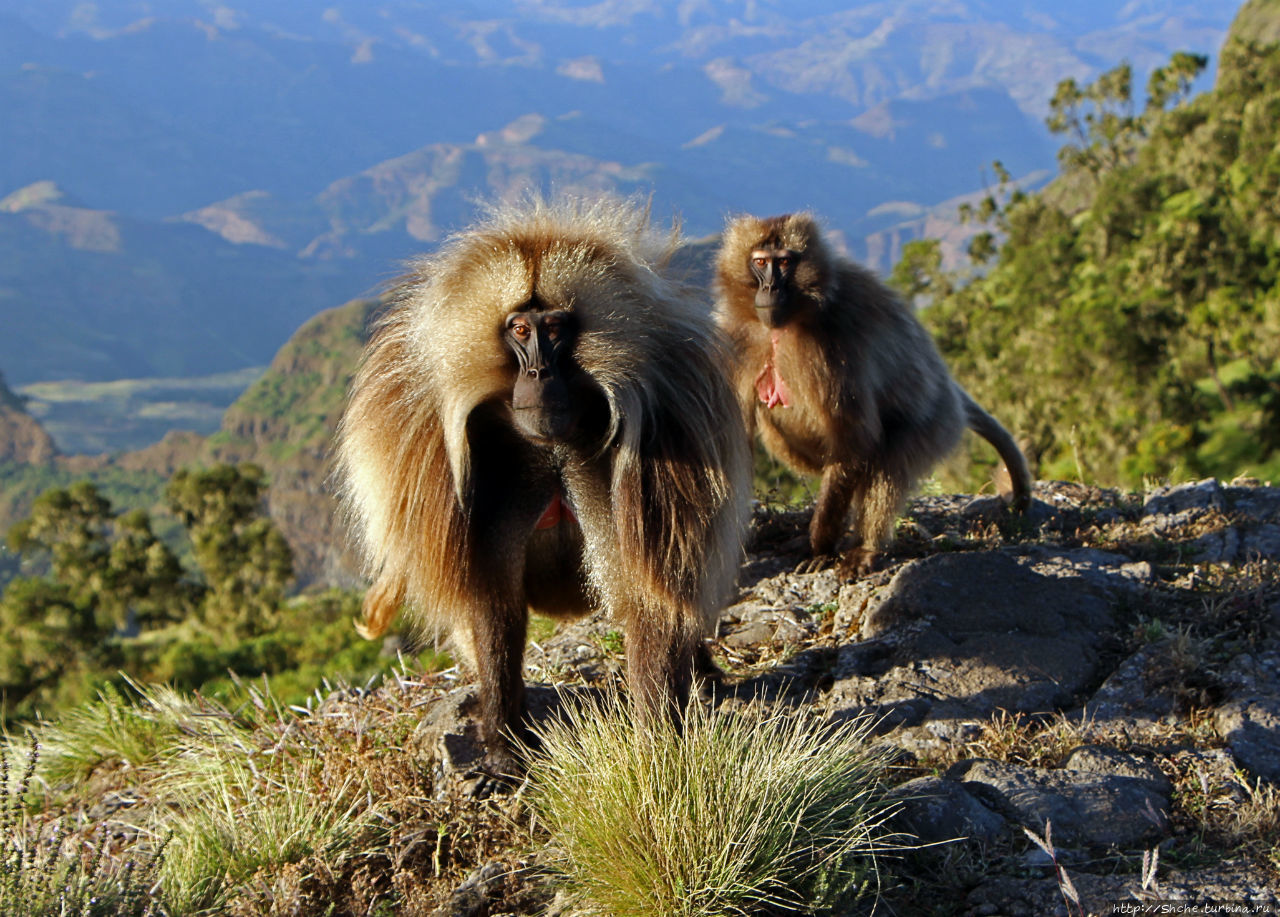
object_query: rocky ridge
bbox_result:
[35,476,1280,915]
[369,477,1280,915]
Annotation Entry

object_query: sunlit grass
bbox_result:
[528,694,901,917]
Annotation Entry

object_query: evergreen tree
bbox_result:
[165,463,293,637]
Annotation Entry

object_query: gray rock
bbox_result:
[1143,477,1226,520]
[718,602,817,649]
[1085,638,1183,726]
[948,757,1170,848]
[1013,546,1153,595]
[413,684,486,783]
[747,567,842,610]
[964,859,1280,916]
[1215,695,1280,783]
[1224,483,1280,523]
[826,552,1116,748]
[887,775,1006,846]
[861,551,1113,640]
[1219,648,1280,697]
[1192,523,1280,564]
[1061,745,1171,793]
[833,577,880,635]
[441,860,509,917]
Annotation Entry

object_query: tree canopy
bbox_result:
[902,35,1280,489]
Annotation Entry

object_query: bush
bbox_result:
[0,735,165,916]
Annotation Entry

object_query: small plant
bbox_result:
[594,629,625,657]
[1023,821,1083,917]
[0,735,165,917]
[527,693,900,917]
[805,601,839,621]
[1132,615,1170,643]
[943,709,1089,770]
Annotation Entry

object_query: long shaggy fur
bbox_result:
[714,212,1032,567]
[335,195,750,693]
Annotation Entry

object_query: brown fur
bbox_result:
[335,197,751,767]
[714,212,1032,571]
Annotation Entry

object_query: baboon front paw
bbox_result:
[794,553,836,574]
[836,546,879,578]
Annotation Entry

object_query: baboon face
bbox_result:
[725,214,825,330]
[504,306,606,445]
[749,245,800,328]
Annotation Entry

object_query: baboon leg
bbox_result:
[801,463,857,572]
[624,609,698,726]
[693,640,724,685]
[845,467,909,575]
[469,596,530,776]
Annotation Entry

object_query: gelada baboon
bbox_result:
[335,197,751,773]
[714,212,1032,573]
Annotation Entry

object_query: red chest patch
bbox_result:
[535,492,579,530]
[754,330,792,408]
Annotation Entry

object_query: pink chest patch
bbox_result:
[535,492,578,530]
[754,330,792,409]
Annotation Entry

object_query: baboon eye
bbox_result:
[752,257,767,267]
[777,257,790,267]
[544,319,562,340]
[510,319,532,340]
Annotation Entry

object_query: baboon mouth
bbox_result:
[756,305,789,329]
[512,405,577,442]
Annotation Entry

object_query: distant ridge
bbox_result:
[0,371,57,466]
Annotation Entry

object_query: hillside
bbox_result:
[913,0,1280,492]
[0,297,377,591]
[0,370,55,466]
[9,477,1279,913]
[0,181,368,383]
[66,297,386,589]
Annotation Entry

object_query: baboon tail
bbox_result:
[958,386,1033,511]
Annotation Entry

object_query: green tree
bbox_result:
[7,481,112,611]
[166,463,293,637]
[1046,62,1143,181]
[6,482,188,632]
[0,577,104,718]
[0,482,194,719]
[106,509,190,629]
[909,38,1280,489]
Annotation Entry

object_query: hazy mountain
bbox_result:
[0,0,1238,393]
[0,182,362,383]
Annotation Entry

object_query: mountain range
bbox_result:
[0,0,1238,391]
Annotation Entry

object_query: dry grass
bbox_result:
[0,735,165,917]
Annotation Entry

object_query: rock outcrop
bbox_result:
[383,477,1280,912]
[0,371,56,465]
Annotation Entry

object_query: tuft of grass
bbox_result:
[527,694,900,917]
[158,746,371,913]
[150,682,381,913]
[28,679,200,794]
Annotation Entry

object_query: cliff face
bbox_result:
[1226,0,1280,49]
[0,371,56,466]
[198,297,385,588]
